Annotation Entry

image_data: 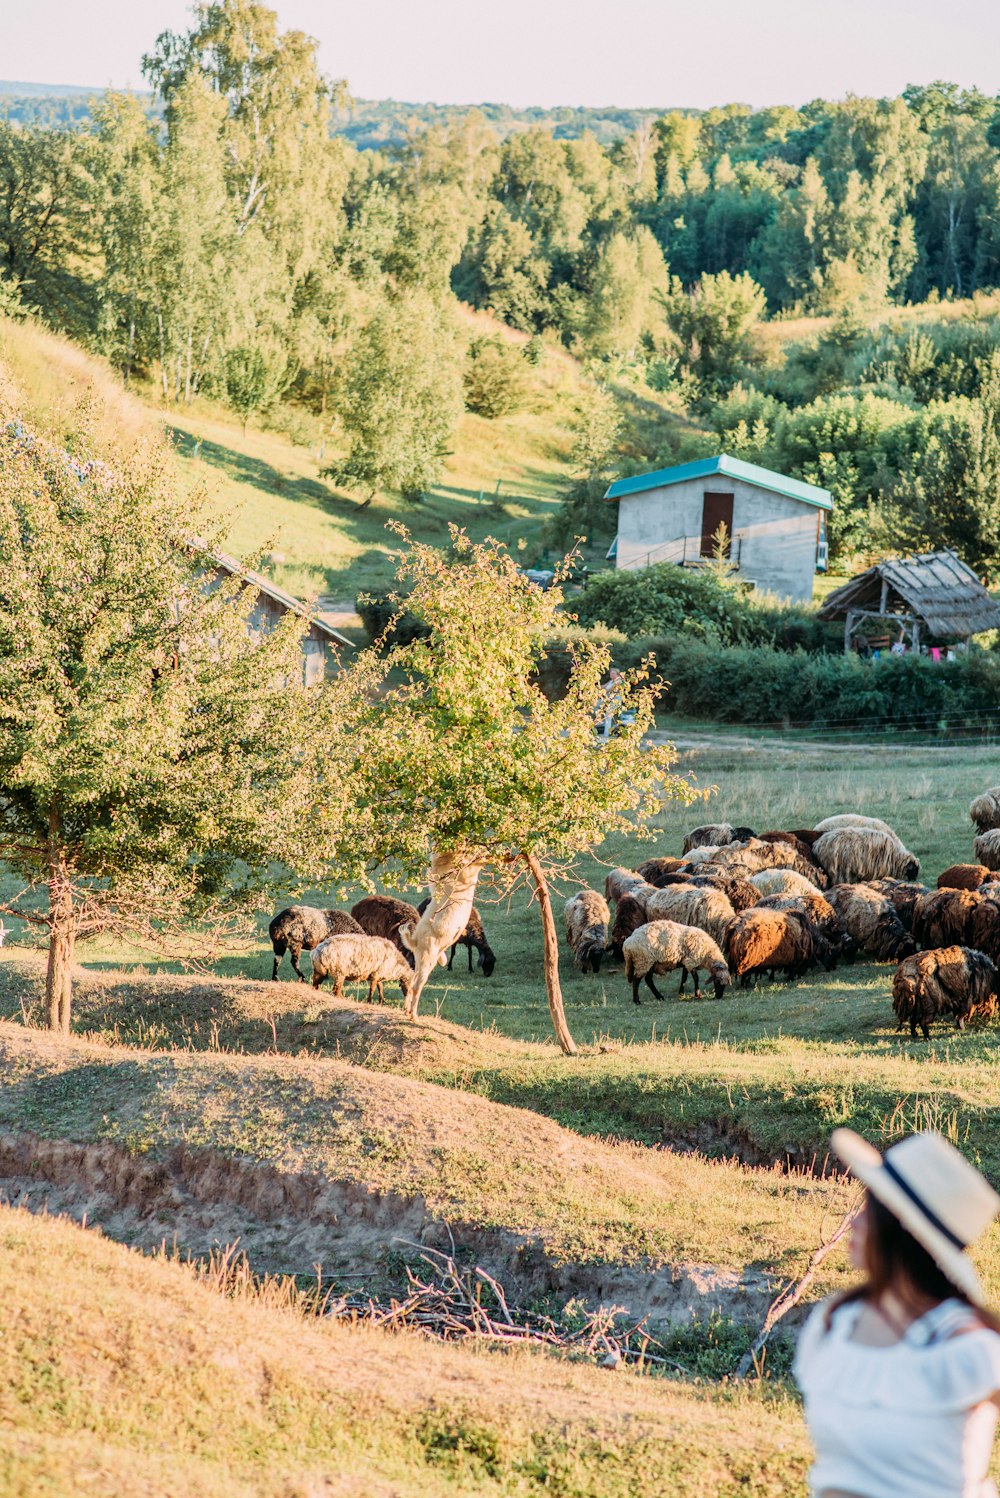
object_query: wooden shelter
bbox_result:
[817,550,1000,655]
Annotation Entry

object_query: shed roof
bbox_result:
[604,454,833,511]
[209,549,354,649]
[817,550,1000,638]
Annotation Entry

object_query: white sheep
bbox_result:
[644,884,736,944]
[813,827,920,885]
[750,868,822,899]
[974,829,1000,872]
[813,813,897,837]
[622,919,731,1003]
[310,933,413,1004]
[604,866,652,905]
[563,889,610,973]
[682,823,755,854]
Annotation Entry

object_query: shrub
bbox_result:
[535,625,628,701]
[356,595,430,648]
[463,336,528,418]
[573,564,837,652]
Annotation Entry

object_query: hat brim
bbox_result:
[831,1128,983,1303]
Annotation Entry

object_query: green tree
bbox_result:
[662,269,766,390]
[224,337,289,431]
[0,123,92,322]
[330,292,463,502]
[583,227,668,359]
[352,528,692,1052]
[0,403,363,1032]
[462,336,527,418]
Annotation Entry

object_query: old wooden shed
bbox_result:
[817,550,1000,653]
[209,549,352,684]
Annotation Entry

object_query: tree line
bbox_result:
[2,1,1000,561]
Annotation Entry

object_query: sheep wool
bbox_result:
[310,933,413,1004]
[269,906,363,982]
[937,864,990,892]
[813,813,898,837]
[682,823,754,854]
[622,919,730,1003]
[826,884,917,962]
[750,868,822,899]
[644,884,736,944]
[725,908,835,982]
[974,829,1000,873]
[893,947,999,1040]
[812,828,920,886]
[563,889,611,974]
[970,788,1000,834]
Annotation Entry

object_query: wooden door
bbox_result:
[701,491,734,557]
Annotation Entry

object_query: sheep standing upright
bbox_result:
[644,883,736,944]
[892,947,999,1040]
[937,864,990,892]
[269,906,363,982]
[564,889,611,973]
[398,851,483,1017]
[622,920,730,1002]
[416,897,496,975]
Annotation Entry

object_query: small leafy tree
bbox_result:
[224,338,289,432]
[0,407,365,1031]
[352,527,693,1054]
[463,336,527,418]
[661,269,766,392]
[328,292,463,504]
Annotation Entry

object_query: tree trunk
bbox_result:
[524,851,577,1056]
[45,867,76,1035]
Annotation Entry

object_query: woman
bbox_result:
[795,1129,1000,1498]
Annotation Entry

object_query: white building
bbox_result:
[605,454,833,604]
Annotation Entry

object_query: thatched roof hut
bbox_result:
[817,550,1000,653]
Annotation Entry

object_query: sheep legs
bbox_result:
[678,967,702,999]
[289,947,308,983]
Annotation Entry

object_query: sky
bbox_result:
[3,0,1000,109]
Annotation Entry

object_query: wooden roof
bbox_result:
[209,549,354,648]
[817,550,1000,638]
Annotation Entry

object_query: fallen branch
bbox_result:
[734,1194,862,1379]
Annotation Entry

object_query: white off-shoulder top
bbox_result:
[794,1297,1000,1498]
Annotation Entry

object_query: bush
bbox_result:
[535,625,627,701]
[573,564,837,652]
[611,634,1000,728]
[463,336,528,418]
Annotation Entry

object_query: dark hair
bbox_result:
[826,1191,1000,1333]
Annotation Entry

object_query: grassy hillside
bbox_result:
[0,1206,815,1498]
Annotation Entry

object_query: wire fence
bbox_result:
[672,704,1000,747]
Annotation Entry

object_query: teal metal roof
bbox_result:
[604,454,833,511]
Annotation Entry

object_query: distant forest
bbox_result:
[2,4,1000,569]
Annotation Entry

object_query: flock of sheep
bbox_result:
[567,792,1000,1040]
[265,788,1000,1041]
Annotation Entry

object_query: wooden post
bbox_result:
[844,609,856,655]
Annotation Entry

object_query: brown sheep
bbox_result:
[564,889,610,974]
[610,893,649,956]
[826,884,917,962]
[755,892,854,958]
[691,871,759,912]
[892,946,999,1040]
[351,895,422,966]
[635,856,686,886]
[756,831,825,872]
[911,888,981,951]
[937,864,990,892]
[868,879,931,934]
[785,828,825,848]
[724,908,836,984]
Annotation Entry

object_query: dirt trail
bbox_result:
[0,1130,776,1330]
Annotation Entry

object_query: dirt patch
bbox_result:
[0,1130,776,1329]
[662,1121,841,1178]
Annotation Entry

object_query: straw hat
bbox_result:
[832,1128,1000,1302]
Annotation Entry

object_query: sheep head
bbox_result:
[710,961,731,1000]
[478,947,497,977]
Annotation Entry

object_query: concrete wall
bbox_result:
[613,476,822,603]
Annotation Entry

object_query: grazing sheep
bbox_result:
[623,920,730,1003]
[911,887,981,951]
[892,947,999,1040]
[784,828,825,849]
[693,872,760,913]
[703,837,829,889]
[725,908,836,984]
[937,863,990,892]
[868,879,931,933]
[399,852,483,1017]
[974,830,1000,872]
[682,823,755,854]
[310,933,413,1004]
[755,892,853,956]
[564,889,611,973]
[812,828,920,886]
[967,896,1000,965]
[351,895,422,965]
[826,884,917,962]
[750,868,822,899]
[269,906,363,982]
[813,813,898,837]
[756,832,825,871]
[605,867,653,905]
[645,883,736,944]
[635,856,686,886]
[610,893,649,956]
[416,897,496,975]
[970,789,1000,834]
